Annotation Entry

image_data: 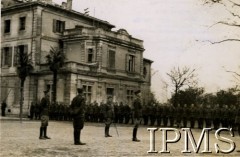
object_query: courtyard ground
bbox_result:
[0,116,240,157]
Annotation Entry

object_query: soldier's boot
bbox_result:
[105,126,112,137]
[75,129,86,145]
[74,129,86,145]
[39,127,45,140]
[74,129,78,144]
[132,128,140,142]
[43,127,51,139]
[105,126,108,137]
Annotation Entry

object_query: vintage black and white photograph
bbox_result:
[1,0,240,156]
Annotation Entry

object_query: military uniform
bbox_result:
[189,104,197,128]
[123,103,131,124]
[103,96,115,137]
[118,102,125,124]
[162,106,168,127]
[168,105,175,127]
[197,104,204,129]
[142,105,148,125]
[175,104,182,128]
[205,105,212,128]
[235,107,240,136]
[149,103,156,126]
[221,105,230,128]
[70,88,86,145]
[182,104,189,128]
[1,101,7,117]
[156,104,162,126]
[99,102,105,123]
[212,105,221,130]
[29,102,35,120]
[132,90,142,142]
[39,90,51,140]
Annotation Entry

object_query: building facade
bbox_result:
[1,0,153,116]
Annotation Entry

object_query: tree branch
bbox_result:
[228,0,240,7]
[209,21,240,29]
[202,39,240,44]
[226,70,240,77]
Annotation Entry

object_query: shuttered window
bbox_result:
[125,54,135,72]
[14,45,28,66]
[108,50,115,69]
[53,19,65,33]
[83,85,92,103]
[87,48,94,63]
[1,47,12,67]
[127,90,134,105]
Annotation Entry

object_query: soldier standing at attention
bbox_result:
[103,96,115,137]
[39,90,51,140]
[189,104,197,128]
[132,90,142,142]
[235,106,240,136]
[70,88,86,145]
[1,100,7,117]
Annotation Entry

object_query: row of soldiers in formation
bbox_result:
[29,101,239,129]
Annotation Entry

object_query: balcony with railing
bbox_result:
[63,26,144,49]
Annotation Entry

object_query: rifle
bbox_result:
[113,123,119,137]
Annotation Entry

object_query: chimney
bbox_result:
[62,2,67,9]
[66,0,72,10]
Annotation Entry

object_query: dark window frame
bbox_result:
[108,50,116,69]
[4,19,11,33]
[87,48,94,63]
[83,85,92,103]
[128,55,135,72]
[19,16,26,31]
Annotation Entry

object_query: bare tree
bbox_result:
[167,66,198,106]
[202,0,240,86]
[202,0,240,44]
[225,68,240,84]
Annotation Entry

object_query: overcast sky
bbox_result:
[54,0,240,102]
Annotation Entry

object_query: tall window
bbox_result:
[83,85,92,103]
[126,54,135,72]
[19,17,26,31]
[106,88,114,98]
[1,47,12,67]
[53,19,65,33]
[143,67,147,78]
[4,19,11,33]
[14,45,28,66]
[108,50,115,69]
[127,90,134,104]
[87,48,94,63]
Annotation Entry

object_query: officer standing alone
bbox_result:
[103,96,115,137]
[39,90,51,140]
[70,88,86,145]
[132,90,142,142]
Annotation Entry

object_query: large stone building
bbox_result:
[1,0,153,116]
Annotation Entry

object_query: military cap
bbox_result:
[134,90,141,95]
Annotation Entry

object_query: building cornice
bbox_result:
[1,1,115,29]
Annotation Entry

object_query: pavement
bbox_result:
[0,116,240,157]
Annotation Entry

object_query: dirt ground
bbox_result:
[0,118,240,157]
